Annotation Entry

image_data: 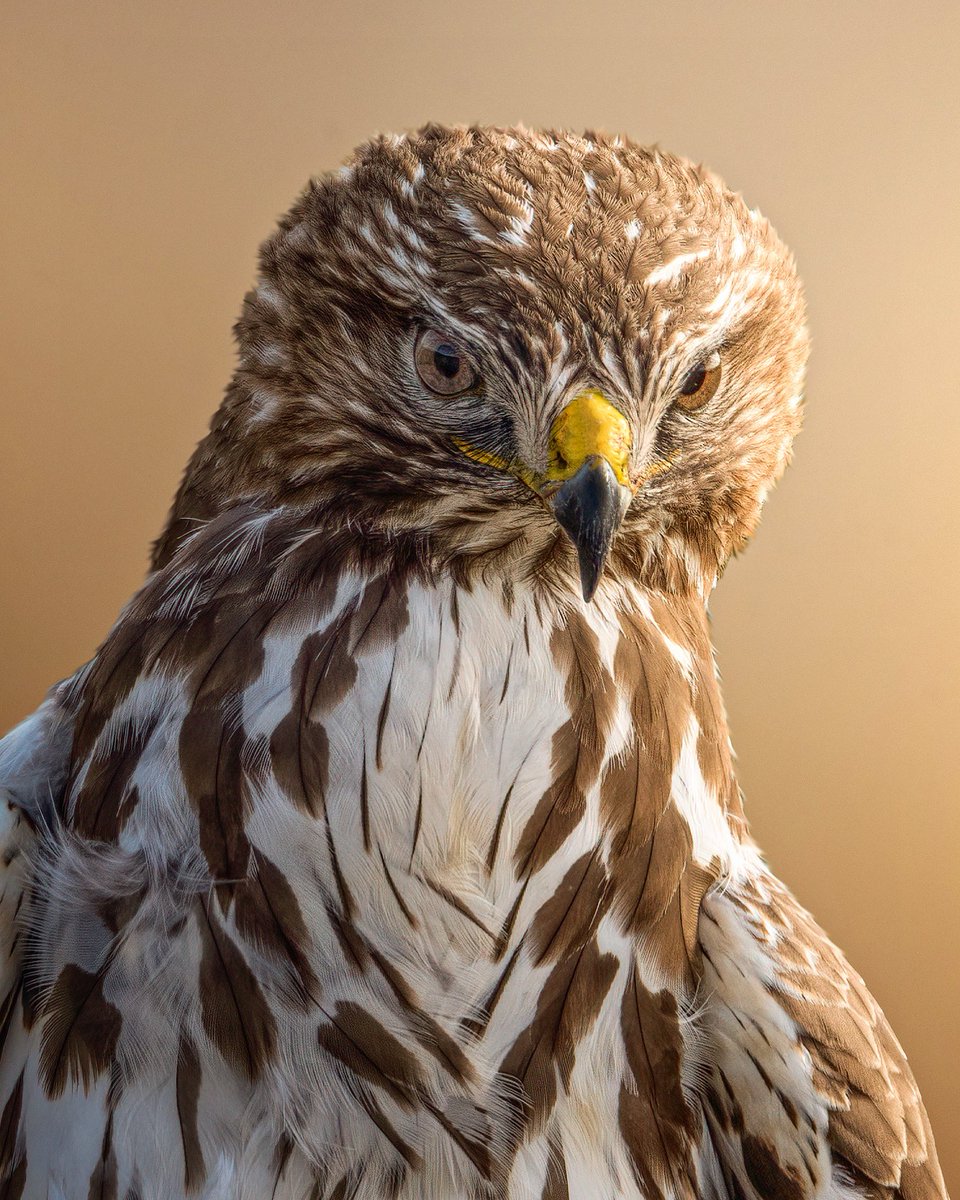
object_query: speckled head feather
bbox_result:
[155,125,807,595]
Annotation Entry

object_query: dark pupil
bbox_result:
[433,344,461,379]
[681,363,706,394]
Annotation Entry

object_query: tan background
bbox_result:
[2,0,958,1180]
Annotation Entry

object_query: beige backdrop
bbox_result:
[2,0,958,1180]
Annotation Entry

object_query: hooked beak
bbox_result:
[453,388,635,601]
[547,455,629,601]
[540,391,633,601]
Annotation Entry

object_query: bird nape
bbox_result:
[0,126,946,1200]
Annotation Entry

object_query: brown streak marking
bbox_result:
[375,652,396,771]
[556,616,614,754]
[744,1051,777,1099]
[0,1073,23,1182]
[463,942,523,1037]
[196,897,276,1080]
[514,724,585,879]
[324,903,369,973]
[621,818,658,931]
[542,1127,569,1200]
[420,875,496,942]
[499,642,514,704]
[446,639,462,703]
[366,948,474,1085]
[39,956,122,1098]
[628,970,680,1172]
[741,1135,805,1200]
[408,774,424,869]
[530,851,602,965]
[237,851,320,1001]
[69,626,149,779]
[302,608,358,720]
[210,721,248,893]
[274,624,348,819]
[616,738,643,845]
[377,849,418,928]
[423,1099,492,1177]
[360,736,370,853]
[270,1137,293,1200]
[175,1034,205,1193]
[485,781,516,875]
[86,1106,118,1200]
[317,1002,425,1111]
[485,742,537,875]
[349,573,409,659]
[287,656,324,819]
[74,726,153,843]
[189,602,278,703]
[549,939,618,1084]
[0,987,18,1054]
[323,808,355,920]
[416,609,442,762]
[495,875,532,960]
[359,1096,421,1170]
[347,580,390,655]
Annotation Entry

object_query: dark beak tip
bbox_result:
[548,458,629,603]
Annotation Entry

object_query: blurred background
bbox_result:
[3,0,958,1178]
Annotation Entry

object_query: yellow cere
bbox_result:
[545,390,632,488]
[454,390,675,495]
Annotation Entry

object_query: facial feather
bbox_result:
[153,124,806,600]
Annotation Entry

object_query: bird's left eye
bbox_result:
[415,328,479,396]
[676,350,722,411]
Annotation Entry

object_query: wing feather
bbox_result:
[699,859,947,1200]
[0,682,77,1037]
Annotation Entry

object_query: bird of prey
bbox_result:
[0,125,946,1200]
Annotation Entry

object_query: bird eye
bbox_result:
[676,350,722,411]
[415,328,479,396]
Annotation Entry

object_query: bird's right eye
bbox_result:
[415,329,479,396]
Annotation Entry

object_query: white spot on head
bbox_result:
[246,387,283,427]
[246,341,287,369]
[600,344,628,392]
[705,279,735,316]
[450,200,491,243]
[255,282,286,313]
[499,200,535,246]
[399,162,425,198]
[284,221,314,251]
[624,219,641,242]
[583,171,596,194]
[645,248,711,288]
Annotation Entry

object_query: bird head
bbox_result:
[154,125,807,601]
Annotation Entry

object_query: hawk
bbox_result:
[0,125,946,1200]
